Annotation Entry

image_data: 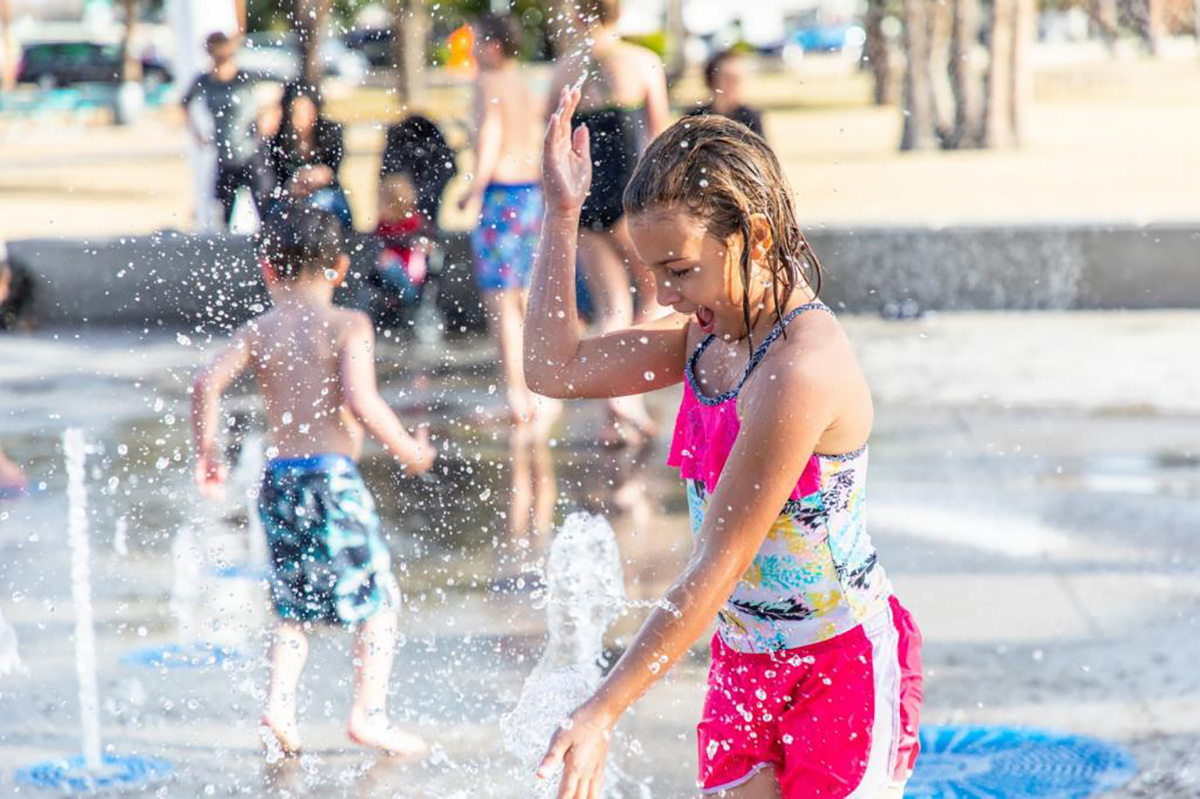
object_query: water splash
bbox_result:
[231,430,268,571]
[0,607,19,679]
[501,512,625,797]
[64,427,102,772]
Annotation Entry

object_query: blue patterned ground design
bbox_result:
[907,725,1138,798]
[120,642,239,669]
[14,753,173,792]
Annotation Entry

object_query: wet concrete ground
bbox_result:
[1,311,1199,797]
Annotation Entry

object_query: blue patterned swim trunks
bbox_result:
[470,182,543,292]
[258,454,400,626]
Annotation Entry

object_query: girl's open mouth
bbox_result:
[696,306,715,333]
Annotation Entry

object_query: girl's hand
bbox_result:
[536,701,614,799]
[542,85,591,217]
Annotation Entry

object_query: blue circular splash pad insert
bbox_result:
[121,642,239,669]
[14,753,172,792]
[907,725,1138,798]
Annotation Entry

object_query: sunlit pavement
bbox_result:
[1,311,1199,796]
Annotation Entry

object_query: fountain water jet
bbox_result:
[14,429,173,792]
[501,512,627,798]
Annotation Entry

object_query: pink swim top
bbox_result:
[668,303,893,653]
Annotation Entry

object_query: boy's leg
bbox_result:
[263,619,309,753]
[482,288,534,423]
[346,609,428,757]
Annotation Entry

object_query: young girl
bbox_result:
[525,87,923,799]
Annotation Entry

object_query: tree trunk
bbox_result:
[900,0,939,150]
[1089,0,1119,51]
[981,0,1015,148]
[294,0,331,89]
[1009,0,1034,146]
[391,0,428,109]
[119,0,142,84]
[1141,0,1165,54]
[947,0,979,147]
[864,0,894,106]
[664,0,686,89]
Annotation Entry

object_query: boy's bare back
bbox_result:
[241,302,369,460]
[479,67,542,184]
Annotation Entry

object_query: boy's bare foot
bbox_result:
[347,710,429,759]
[260,715,302,758]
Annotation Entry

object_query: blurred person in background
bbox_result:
[181,32,274,229]
[686,49,765,140]
[458,13,551,428]
[268,82,352,230]
[546,0,670,445]
[0,243,27,495]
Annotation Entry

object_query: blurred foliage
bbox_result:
[622,31,668,58]
[245,0,555,60]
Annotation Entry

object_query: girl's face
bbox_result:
[628,208,769,341]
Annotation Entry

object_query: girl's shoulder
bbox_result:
[744,308,856,397]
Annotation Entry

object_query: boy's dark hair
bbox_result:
[476,14,522,60]
[0,260,36,331]
[704,49,740,90]
[258,207,344,279]
[205,32,232,53]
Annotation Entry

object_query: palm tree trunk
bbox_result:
[1009,0,1034,145]
[864,0,894,105]
[119,0,142,83]
[947,0,979,148]
[391,0,428,108]
[981,0,1014,148]
[900,0,939,150]
[295,0,331,88]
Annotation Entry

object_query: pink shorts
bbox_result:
[697,596,923,797]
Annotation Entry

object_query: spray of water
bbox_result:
[64,427,103,772]
[231,430,268,570]
[0,607,19,679]
[501,512,625,797]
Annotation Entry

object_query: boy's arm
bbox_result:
[190,328,253,498]
[459,74,504,209]
[340,312,435,473]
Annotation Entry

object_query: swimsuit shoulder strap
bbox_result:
[685,302,831,405]
[736,302,832,390]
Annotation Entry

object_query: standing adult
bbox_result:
[180,32,273,229]
[268,82,352,230]
[546,0,670,444]
[685,49,766,139]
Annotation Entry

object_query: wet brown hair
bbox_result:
[623,114,823,351]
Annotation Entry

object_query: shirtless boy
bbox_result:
[458,14,549,426]
[191,208,435,757]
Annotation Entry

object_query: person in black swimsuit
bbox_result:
[549,0,671,444]
[573,105,642,232]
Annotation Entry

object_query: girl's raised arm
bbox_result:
[523,86,689,400]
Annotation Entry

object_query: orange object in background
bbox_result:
[446,23,476,76]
